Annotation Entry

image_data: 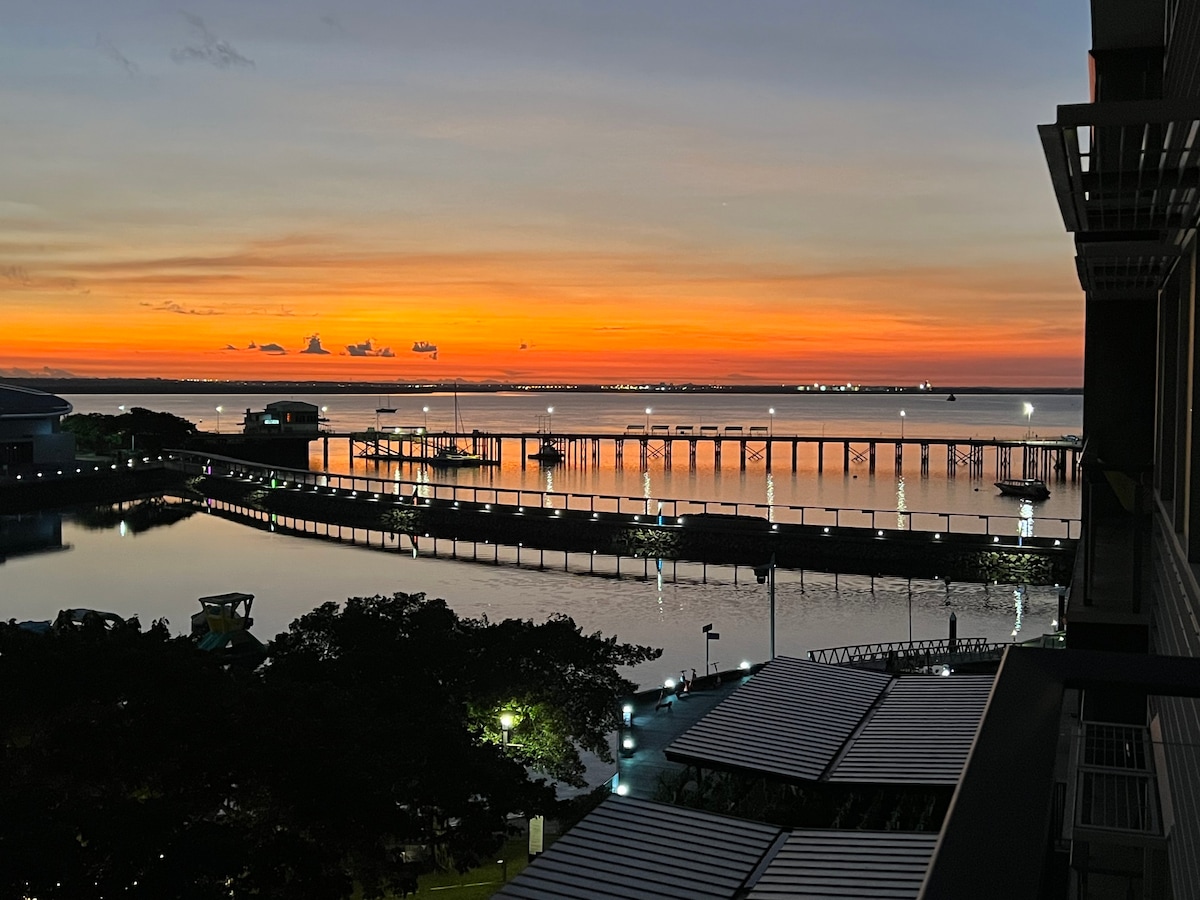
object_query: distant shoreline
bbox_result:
[1,377,1082,396]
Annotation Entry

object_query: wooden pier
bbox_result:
[329,428,1082,481]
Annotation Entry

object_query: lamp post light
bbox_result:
[768,407,775,437]
[547,406,554,433]
[422,406,430,432]
[215,405,223,434]
[702,623,721,676]
[499,712,514,750]
[645,407,652,431]
[1024,402,1034,438]
[900,409,906,440]
[754,554,777,659]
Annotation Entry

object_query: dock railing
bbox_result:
[171,451,1081,540]
[807,637,1010,670]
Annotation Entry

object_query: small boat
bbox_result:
[947,393,957,402]
[375,395,396,414]
[995,478,1051,500]
[429,446,485,468]
[528,441,564,464]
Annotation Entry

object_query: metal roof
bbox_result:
[747,830,938,900]
[829,675,993,785]
[493,795,784,900]
[0,383,73,419]
[664,658,892,782]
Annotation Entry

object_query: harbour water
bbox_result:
[3,391,1081,687]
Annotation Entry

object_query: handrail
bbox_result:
[170,450,1081,540]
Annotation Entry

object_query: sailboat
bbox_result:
[375,395,396,414]
[429,382,486,467]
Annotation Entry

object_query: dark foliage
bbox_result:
[0,592,660,899]
[62,407,197,455]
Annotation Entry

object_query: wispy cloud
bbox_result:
[171,13,254,70]
[96,35,140,77]
[140,300,221,316]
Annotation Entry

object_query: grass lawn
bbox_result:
[396,835,535,899]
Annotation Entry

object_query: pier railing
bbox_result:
[172,451,1081,540]
[807,637,1010,670]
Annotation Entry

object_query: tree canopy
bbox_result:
[0,592,660,899]
[62,407,198,455]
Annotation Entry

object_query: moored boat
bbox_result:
[994,478,1051,500]
[528,441,564,464]
[430,446,486,467]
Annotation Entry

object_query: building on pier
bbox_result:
[242,401,321,435]
[0,383,75,471]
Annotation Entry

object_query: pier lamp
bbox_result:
[768,407,775,436]
[1023,402,1034,438]
[215,405,223,434]
[547,406,554,433]
[423,406,429,431]
[645,407,652,430]
[900,409,906,439]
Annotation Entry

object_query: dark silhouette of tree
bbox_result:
[0,592,660,898]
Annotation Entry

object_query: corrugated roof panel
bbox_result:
[830,675,992,785]
[747,830,938,899]
[664,658,893,781]
[494,795,784,900]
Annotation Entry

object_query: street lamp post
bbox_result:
[422,406,430,432]
[900,409,906,440]
[645,407,652,431]
[499,712,514,750]
[754,554,777,659]
[702,623,720,676]
[215,406,223,434]
[768,407,775,437]
[1024,402,1034,438]
[547,406,554,433]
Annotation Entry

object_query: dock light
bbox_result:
[877,530,884,537]
[935,533,941,539]
[485,503,491,510]
[768,407,775,436]
[547,406,554,432]
[772,523,778,530]
[622,736,634,750]
[592,512,598,518]
[823,526,830,533]
[993,536,1000,543]
[677,516,684,523]
[215,405,223,433]
[422,406,429,430]
[739,660,752,671]
[1023,402,1035,437]
[634,515,640,521]
[664,678,676,689]
[900,409,906,439]
[1054,539,1061,545]
[645,407,652,429]
[616,784,629,796]
[518,506,524,512]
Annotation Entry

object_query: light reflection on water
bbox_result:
[3,506,1062,689]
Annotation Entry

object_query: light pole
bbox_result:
[900,409,906,439]
[768,407,775,436]
[754,554,777,659]
[215,405,223,434]
[422,406,430,432]
[499,712,514,750]
[547,406,554,433]
[702,623,720,676]
[645,407,652,431]
[1024,402,1034,438]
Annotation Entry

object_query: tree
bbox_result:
[62,407,198,455]
[0,592,661,898]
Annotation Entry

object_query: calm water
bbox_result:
[3,391,1079,688]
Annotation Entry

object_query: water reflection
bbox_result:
[1,511,67,564]
[1018,499,1035,538]
[896,476,907,530]
[1012,584,1026,637]
[766,473,775,523]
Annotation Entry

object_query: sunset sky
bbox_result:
[2,0,1090,385]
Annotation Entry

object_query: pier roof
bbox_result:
[0,383,73,419]
[494,795,940,900]
[493,795,784,900]
[665,657,993,786]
